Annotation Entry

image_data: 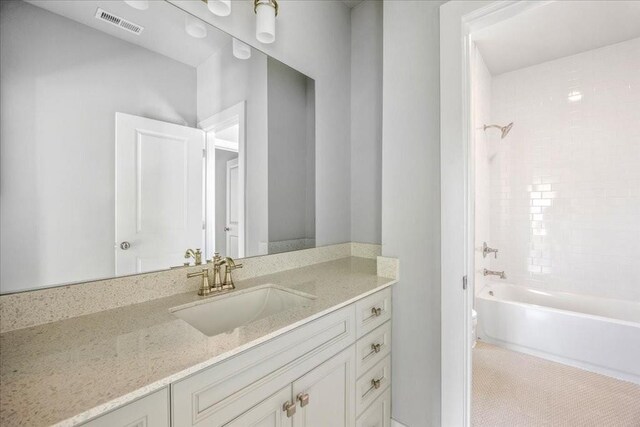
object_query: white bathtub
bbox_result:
[476,282,640,384]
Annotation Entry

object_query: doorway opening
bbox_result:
[199,101,246,260]
[441,1,640,425]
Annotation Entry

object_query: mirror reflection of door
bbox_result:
[200,102,246,260]
[225,158,240,258]
[115,113,205,276]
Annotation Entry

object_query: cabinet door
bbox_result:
[292,346,356,427]
[225,386,293,427]
[81,388,169,427]
[356,388,390,427]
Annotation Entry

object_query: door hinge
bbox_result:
[202,148,207,157]
[462,275,468,290]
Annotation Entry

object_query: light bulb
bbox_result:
[207,0,231,17]
[255,2,276,44]
[185,16,207,39]
[233,38,252,60]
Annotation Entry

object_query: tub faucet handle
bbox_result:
[482,242,499,259]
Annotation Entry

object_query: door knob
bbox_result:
[120,241,131,250]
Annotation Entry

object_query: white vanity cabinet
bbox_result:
[228,346,356,427]
[82,288,392,427]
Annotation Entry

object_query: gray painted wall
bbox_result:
[171,0,352,247]
[0,0,196,293]
[267,58,315,244]
[350,0,383,244]
[382,2,445,426]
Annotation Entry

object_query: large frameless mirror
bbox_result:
[0,0,316,293]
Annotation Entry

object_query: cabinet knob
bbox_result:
[282,401,296,417]
[371,378,382,389]
[120,241,131,250]
[371,343,382,353]
[297,392,310,407]
[371,307,382,316]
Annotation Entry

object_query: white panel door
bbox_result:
[226,158,240,258]
[115,112,204,275]
[225,386,293,427]
[292,346,356,427]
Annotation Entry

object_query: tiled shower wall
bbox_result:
[473,47,493,295]
[488,37,640,301]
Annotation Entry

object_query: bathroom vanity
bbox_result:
[0,255,396,426]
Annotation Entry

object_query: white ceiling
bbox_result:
[473,1,640,75]
[26,0,231,68]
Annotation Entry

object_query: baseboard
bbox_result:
[391,419,408,427]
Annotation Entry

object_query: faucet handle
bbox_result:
[222,257,242,290]
[187,268,211,296]
[225,257,243,270]
[482,242,499,259]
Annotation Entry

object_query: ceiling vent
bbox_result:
[94,8,144,35]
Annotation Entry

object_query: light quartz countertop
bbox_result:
[0,257,395,427]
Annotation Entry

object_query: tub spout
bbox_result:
[483,268,506,279]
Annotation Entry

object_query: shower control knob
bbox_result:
[120,241,131,250]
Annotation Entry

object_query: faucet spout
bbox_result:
[483,268,506,279]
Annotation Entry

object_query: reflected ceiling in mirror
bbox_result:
[0,0,315,294]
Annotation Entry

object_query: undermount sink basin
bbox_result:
[170,285,316,336]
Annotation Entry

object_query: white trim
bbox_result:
[440,1,554,425]
[199,101,247,259]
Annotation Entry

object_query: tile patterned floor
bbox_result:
[472,342,640,426]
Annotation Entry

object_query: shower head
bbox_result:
[483,122,514,139]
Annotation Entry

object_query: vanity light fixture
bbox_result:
[185,15,207,39]
[205,0,231,17]
[254,0,278,44]
[232,38,252,60]
[123,0,149,11]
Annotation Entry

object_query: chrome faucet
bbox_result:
[184,248,202,265]
[483,268,506,279]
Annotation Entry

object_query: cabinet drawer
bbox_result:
[81,388,169,427]
[355,356,391,416]
[172,305,355,426]
[355,387,391,427]
[356,321,391,378]
[355,288,391,338]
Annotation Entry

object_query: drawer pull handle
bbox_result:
[363,377,384,398]
[297,392,310,407]
[364,343,383,360]
[283,401,296,417]
[371,307,382,317]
